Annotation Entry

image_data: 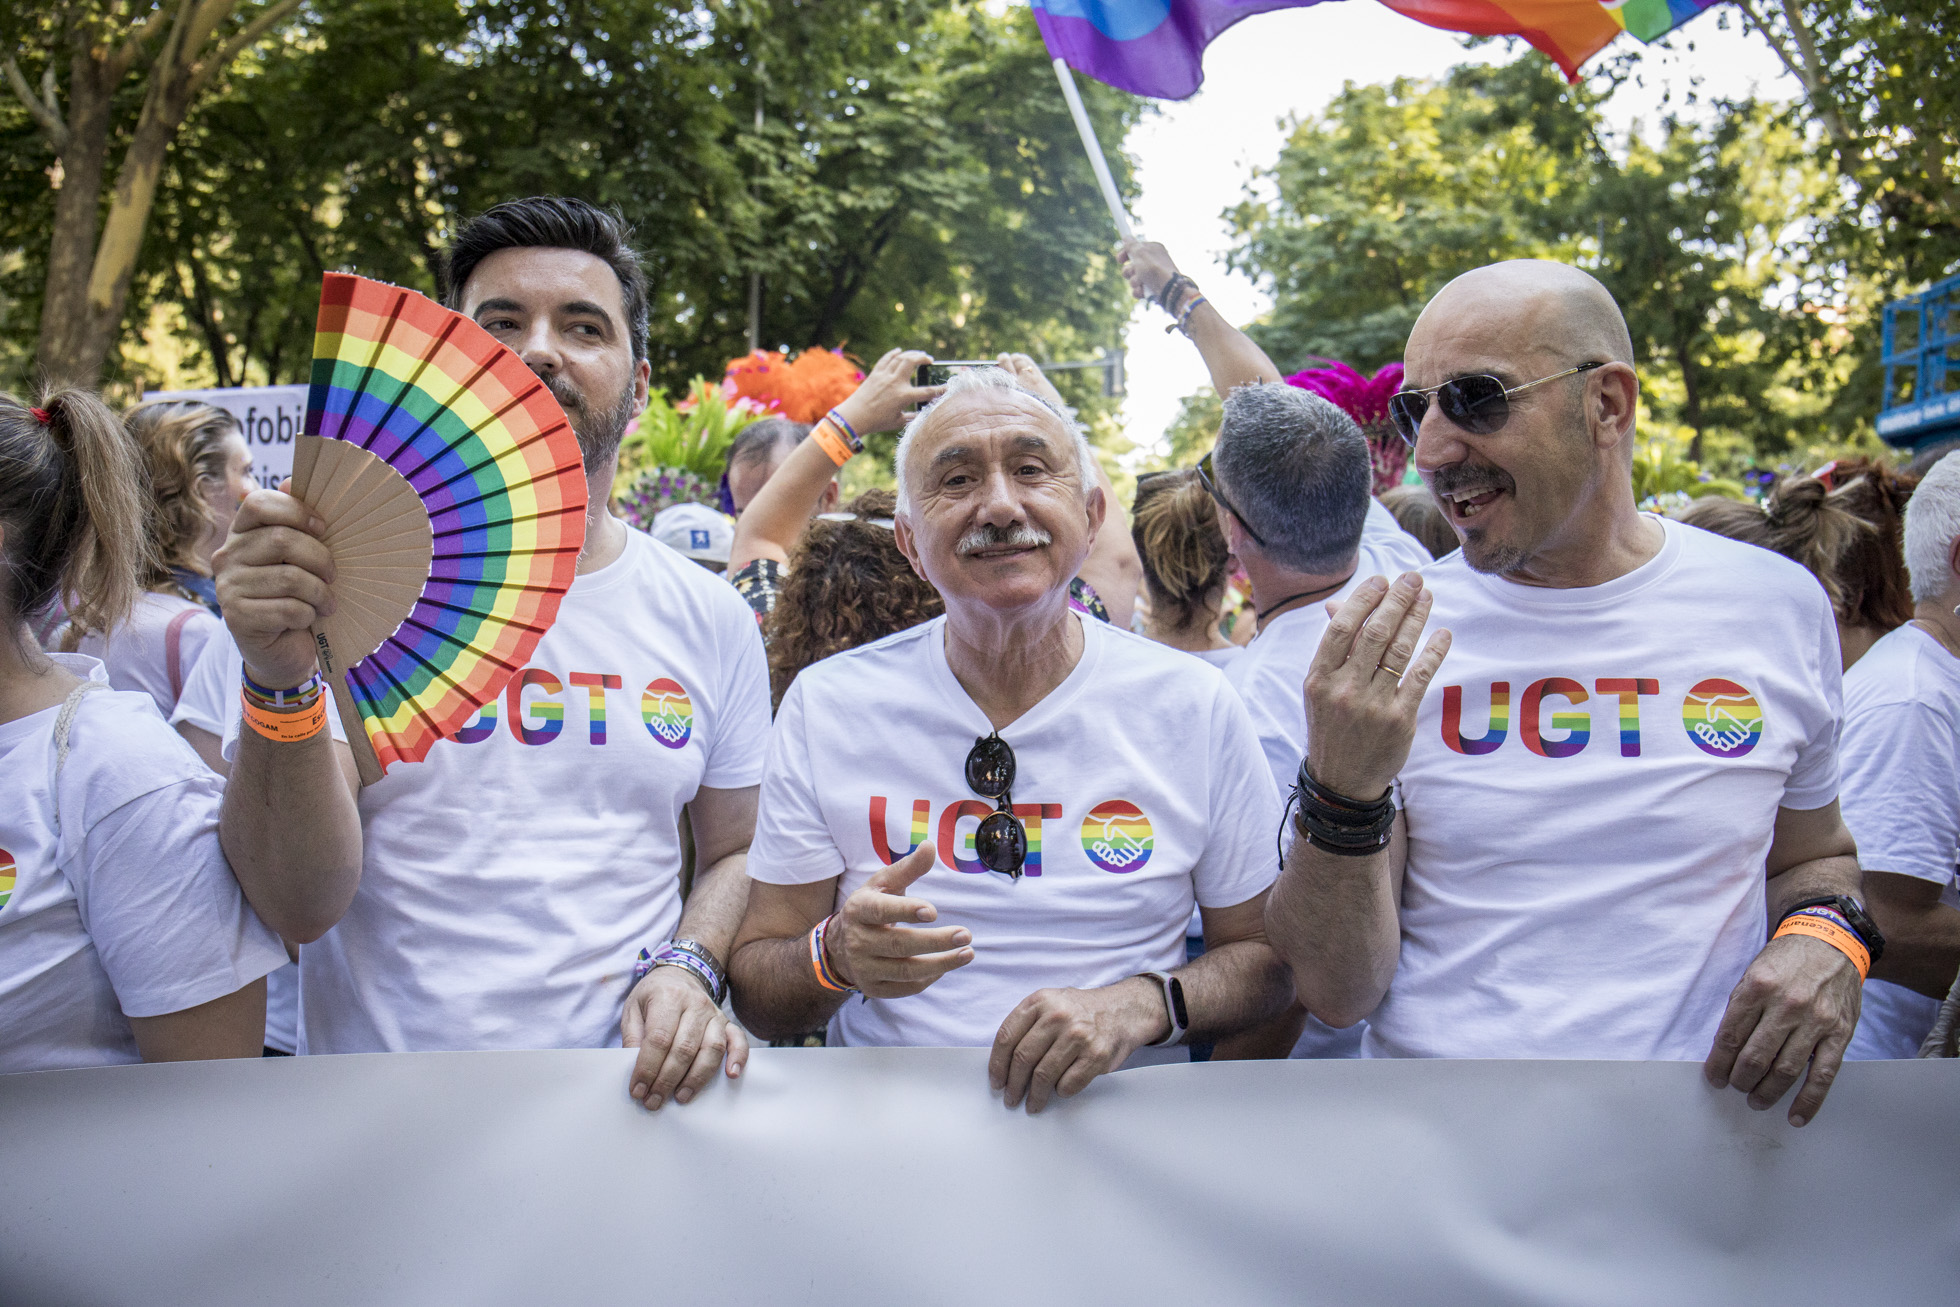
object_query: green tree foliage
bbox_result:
[0,1,1140,430]
[1225,57,1872,471]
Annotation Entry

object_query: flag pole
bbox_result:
[1051,57,1136,244]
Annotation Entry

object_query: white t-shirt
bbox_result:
[227,527,771,1054]
[1368,518,1842,1061]
[749,613,1282,1049]
[1838,624,1960,1060]
[0,655,286,1074]
[1226,499,1434,798]
[1189,644,1245,670]
[75,591,222,718]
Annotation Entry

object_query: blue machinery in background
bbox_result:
[1879,272,1960,453]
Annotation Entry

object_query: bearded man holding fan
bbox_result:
[730,366,1295,1111]
[1265,260,1874,1127]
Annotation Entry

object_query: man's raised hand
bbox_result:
[827,844,973,999]
[1117,239,1178,304]
[213,481,336,690]
[834,348,943,435]
[623,965,748,1112]
[1303,573,1450,800]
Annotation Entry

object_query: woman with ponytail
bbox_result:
[0,389,284,1072]
[1130,468,1244,669]
[1676,460,1915,670]
[70,400,251,716]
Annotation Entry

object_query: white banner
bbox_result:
[1,1049,1954,1305]
[143,384,308,491]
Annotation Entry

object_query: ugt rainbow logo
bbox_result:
[0,845,14,911]
[1681,678,1763,758]
[1081,801,1153,874]
[640,678,693,750]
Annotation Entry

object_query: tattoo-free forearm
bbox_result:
[727,934,851,1041]
[218,730,363,943]
[727,436,841,572]
[1765,854,1863,923]
[1174,939,1293,1042]
[1186,302,1283,396]
[1267,831,1404,1029]
[674,851,750,964]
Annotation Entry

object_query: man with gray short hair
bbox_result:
[1122,242,1431,1058]
[730,366,1295,1111]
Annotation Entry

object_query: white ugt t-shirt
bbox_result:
[1369,518,1842,1061]
[0,655,285,1073]
[1838,623,1960,1060]
[749,613,1283,1049]
[224,526,772,1054]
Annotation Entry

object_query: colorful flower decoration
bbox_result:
[722,348,865,424]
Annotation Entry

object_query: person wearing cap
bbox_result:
[728,365,1295,1113]
[653,502,735,573]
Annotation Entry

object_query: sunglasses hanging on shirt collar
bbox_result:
[964,732,1028,880]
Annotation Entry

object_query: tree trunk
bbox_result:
[35,37,119,387]
[1677,342,1705,465]
[28,0,304,387]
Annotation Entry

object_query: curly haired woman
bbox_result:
[762,489,943,709]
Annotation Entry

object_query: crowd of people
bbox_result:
[3,195,1955,1127]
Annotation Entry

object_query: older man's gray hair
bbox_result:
[1212,383,1372,574]
[894,366,1098,515]
[1905,449,1960,602]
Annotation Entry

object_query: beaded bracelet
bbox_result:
[809,914,857,993]
[1773,906,1872,980]
[240,689,328,743]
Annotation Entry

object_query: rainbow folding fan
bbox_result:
[294,272,588,784]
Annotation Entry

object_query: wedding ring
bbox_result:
[1377,661,1406,678]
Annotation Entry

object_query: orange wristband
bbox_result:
[1773,908,1871,980]
[240,689,329,744]
[810,418,855,469]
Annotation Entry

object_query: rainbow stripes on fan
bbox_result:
[306,272,587,777]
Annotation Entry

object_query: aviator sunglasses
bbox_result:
[964,732,1028,880]
[1387,361,1606,448]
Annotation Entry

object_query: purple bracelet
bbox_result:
[634,946,725,1005]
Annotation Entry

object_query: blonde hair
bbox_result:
[0,388,148,644]
[123,400,242,586]
[1131,469,1230,630]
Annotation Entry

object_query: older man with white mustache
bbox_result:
[729,366,1296,1112]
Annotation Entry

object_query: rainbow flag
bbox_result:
[1031,0,1724,96]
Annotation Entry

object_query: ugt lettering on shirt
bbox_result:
[1371,521,1843,1062]
[868,796,1156,879]
[450,666,697,749]
[1439,675,1765,760]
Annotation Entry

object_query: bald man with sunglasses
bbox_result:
[1264,261,1872,1128]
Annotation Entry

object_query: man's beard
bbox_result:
[1426,457,1526,576]
[541,373,635,474]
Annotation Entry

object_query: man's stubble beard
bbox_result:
[540,372,636,475]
